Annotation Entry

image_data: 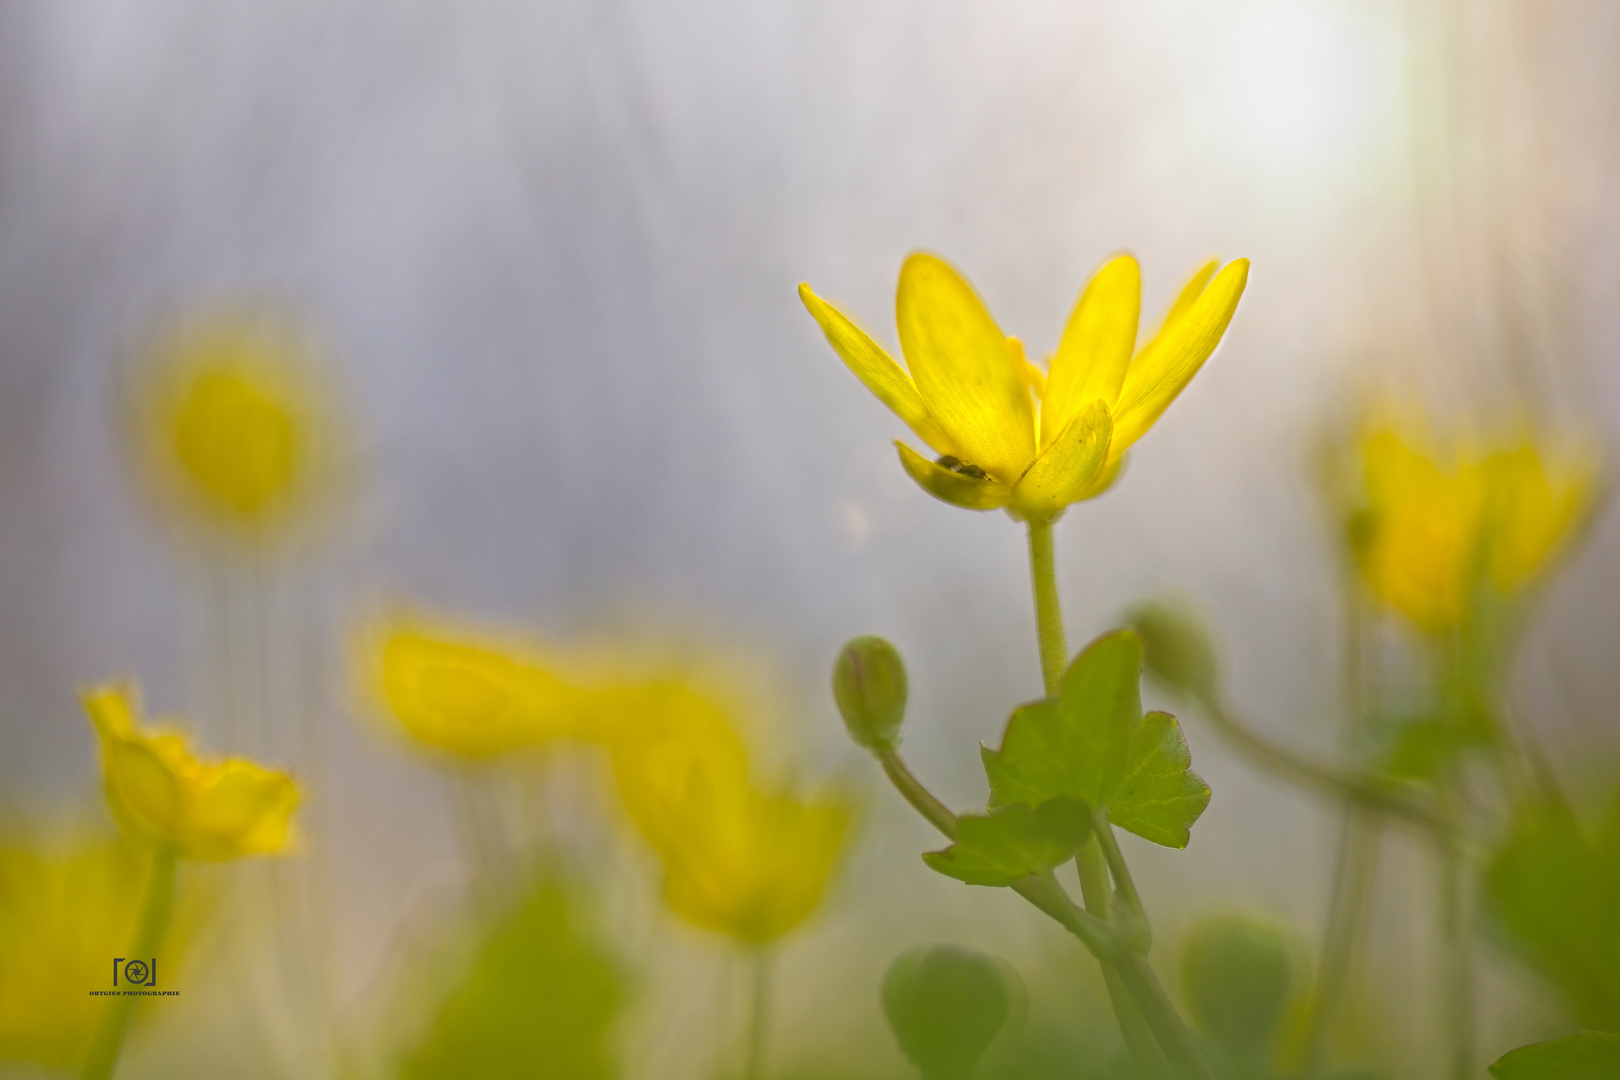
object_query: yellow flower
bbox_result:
[368,621,588,760]
[606,681,852,945]
[129,311,333,532]
[0,829,147,1069]
[82,684,300,860]
[800,252,1249,520]
[1350,418,1597,634]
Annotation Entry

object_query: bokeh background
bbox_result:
[2,1,1619,1077]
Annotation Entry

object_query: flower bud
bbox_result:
[882,944,1025,1080]
[832,636,908,751]
[1126,600,1219,700]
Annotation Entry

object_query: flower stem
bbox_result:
[81,846,179,1080]
[1022,519,1212,1080]
[1076,840,1164,1075]
[1026,519,1068,695]
[1300,811,1379,1079]
[1439,822,1474,1080]
[1189,690,1451,835]
[743,948,773,1080]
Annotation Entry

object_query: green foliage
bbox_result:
[882,944,1025,1080]
[923,800,1091,887]
[1126,600,1219,702]
[834,635,909,751]
[1489,1032,1620,1079]
[1484,801,1620,1030]
[398,875,627,1080]
[1180,915,1302,1076]
[981,630,1210,848]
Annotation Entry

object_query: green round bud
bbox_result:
[1126,600,1219,700]
[882,944,1024,1080]
[832,635,908,751]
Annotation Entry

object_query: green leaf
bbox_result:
[922,800,1091,887]
[980,629,1210,848]
[1181,915,1303,1071]
[399,874,628,1080]
[882,944,1026,1080]
[1484,801,1620,1030]
[1489,1033,1620,1079]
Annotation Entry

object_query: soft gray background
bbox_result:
[1,1,1618,1076]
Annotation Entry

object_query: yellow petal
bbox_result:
[607,681,753,855]
[378,628,575,758]
[104,737,188,840]
[896,254,1036,483]
[1012,402,1113,520]
[1007,338,1045,399]
[188,761,300,859]
[1152,258,1219,339]
[658,786,851,945]
[1041,255,1140,448]
[799,284,958,457]
[1112,259,1249,451]
[81,685,137,742]
[896,442,1013,511]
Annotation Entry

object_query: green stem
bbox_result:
[872,750,1208,1077]
[1439,824,1474,1080]
[1191,691,1453,836]
[876,749,958,841]
[81,846,179,1080]
[1027,519,1068,695]
[1022,519,1212,1080]
[1300,811,1380,1079]
[1089,810,1148,950]
[743,948,772,1080]
[1076,841,1164,1076]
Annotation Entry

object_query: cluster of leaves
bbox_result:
[925,630,1209,887]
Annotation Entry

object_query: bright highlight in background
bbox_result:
[1237,7,1382,159]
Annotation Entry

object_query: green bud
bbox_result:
[832,635,908,751]
[1126,599,1219,700]
[882,944,1024,1080]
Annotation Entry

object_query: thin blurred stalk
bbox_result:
[1302,586,1381,1077]
[1438,834,1473,1080]
[81,846,179,1080]
[742,948,772,1080]
[451,772,501,900]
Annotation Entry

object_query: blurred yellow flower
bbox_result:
[82,683,300,860]
[606,681,852,945]
[369,621,589,760]
[0,829,146,1070]
[129,311,333,532]
[1350,420,1597,633]
[801,252,1249,520]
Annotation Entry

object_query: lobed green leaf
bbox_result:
[980,629,1210,848]
[922,799,1091,887]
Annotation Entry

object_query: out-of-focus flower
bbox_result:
[128,310,335,534]
[82,684,300,860]
[366,620,590,760]
[0,828,147,1070]
[606,680,852,945]
[1349,418,1597,634]
[800,252,1249,520]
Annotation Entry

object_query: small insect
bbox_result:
[934,455,988,481]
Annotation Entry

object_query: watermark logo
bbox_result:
[115,958,155,987]
[90,957,178,997]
